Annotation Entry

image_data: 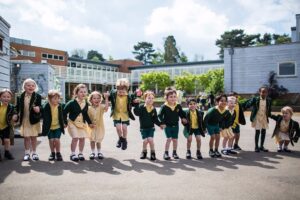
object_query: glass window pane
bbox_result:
[279,63,295,75]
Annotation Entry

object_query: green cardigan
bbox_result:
[133,104,161,129]
[42,102,65,136]
[243,96,272,122]
[1,103,15,145]
[204,107,231,127]
[158,104,186,126]
[15,92,42,125]
[108,89,136,120]
[63,99,92,125]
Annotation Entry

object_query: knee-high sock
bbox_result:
[260,129,266,148]
[255,130,260,148]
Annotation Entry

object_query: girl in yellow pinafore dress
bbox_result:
[87,91,109,160]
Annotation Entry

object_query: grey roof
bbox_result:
[129,60,224,70]
[68,57,120,67]
[0,16,11,28]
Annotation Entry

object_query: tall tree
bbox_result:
[71,49,86,59]
[87,50,105,61]
[132,42,156,65]
[216,29,260,59]
[164,35,180,64]
[179,52,188,63]
[140,72,171,92]
[272,34,291,44]
[151,49,165,64]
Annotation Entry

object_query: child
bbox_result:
[0,89,17,161]
[134,90,164,161]
[64,84,92,162]
[158,87,187,160]
[229,92,246,150]
[183,97,205,160]
[204,94,230,158]
[108,78,138,150]
[14,78,42,161]
[87,91,109,160]
[270,106,300,152]
[243,86,272,152]
[42,90,65,161]
[220,96,237,155]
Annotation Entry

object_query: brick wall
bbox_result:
[108,59,143,73]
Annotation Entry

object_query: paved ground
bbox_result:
[1,111,300,200]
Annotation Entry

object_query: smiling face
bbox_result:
[145,94,154,106]
[218,97,227,109]
[188,101,197,111]
[166,92,177,106]
[77,87,87,101]
[49,95,60,106]
[0,92,12,105]
[260,87,268,99]
[282,110,292,121]
[24,81,36,94]
[90,94,102,106]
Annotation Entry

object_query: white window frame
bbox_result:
[277,61,297,77]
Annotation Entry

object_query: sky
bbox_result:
[1,0,299,61]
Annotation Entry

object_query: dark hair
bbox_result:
[187,97,197,104]
[215,94,227,102]
[259,85,268,92]
[228,91,238,97]
[164,87,177,99]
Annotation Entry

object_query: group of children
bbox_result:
[0,78,299,162]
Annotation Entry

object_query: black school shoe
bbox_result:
[163,152,171,160]
[172,152,179,159]
[214,150,222,158]
[209,150,215,158]
[196,151,203,160]
[98,152,104,159]
[121,138,128,150]
[221,149,229,155]
[140,151,147,159]
[260,147,269,152]
[227,149,237,155]
[56,152,63,161]
[116,138,122,148]
[283,148,292,153]
[255,147,260,152]
[233,144,242,150]
[4,151,14,160]
[70,154,79,162]
[186,150,192,159]
[78,153,85,161]
[48,152,55,161]
[150,152,156,161]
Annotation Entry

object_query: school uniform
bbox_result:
[204,106,231,136]
[15,92,42,137]
[231,103,246,134]
[0,103,15,145]
[87,105,106,143]
[220,109,236,139]
[109,89,136,126]
[158,103,186,139]
[42,102,65,139]
[243,96,272,151]
[134,104,161,139]
[183,109,205,138]
[270,114,300,146]
[63,99,92,138]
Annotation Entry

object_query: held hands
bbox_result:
[181,118,187,124]
[89,124,96,129]
[33,106,40,113]
[160,124,166,130]
[12,114,18,122]
[64,124,68,128]
[133,99,140,104]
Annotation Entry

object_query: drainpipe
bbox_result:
[228,47,234,92]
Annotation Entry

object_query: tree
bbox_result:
[87,50,105,61]
[257,33,272,45]
[140,72,171,92]
[267,71,288,99]
[179,52,188,63]
[71,49,86,59]
[151,49,165,64]
[132,42,157,65]
[164,35,180,63]
[175,72,196,94]
[272,34,291,44]
[205,68,224,94]
[216,29,260,58]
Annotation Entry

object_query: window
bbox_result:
[48,54,53,59]
[59,56,64,60]
[278,62,297,77]
[54,55,59,60]
[0,36,3,51]
[42,53,47,58]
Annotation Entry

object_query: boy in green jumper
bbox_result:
[158,87,187,160]
[134,91,165,160]
[183,97,205,160]
[204,94,231,158]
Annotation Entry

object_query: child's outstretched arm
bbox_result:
[103,91,109,112]
[178,105,187,124]
[241,97,255,110]
[133,104,141,116]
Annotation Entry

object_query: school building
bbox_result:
[0,16,11,90]
[224,14,300,95]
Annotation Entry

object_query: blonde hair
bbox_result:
[48,89,61,100]
[73,84,87,98]
[88,91,102,104]
[281,106,293,116]
[116,78,130,90]
[0,88,13,97]
[143,90,155,100]
[22,78,38,92]
[227,96,236,104]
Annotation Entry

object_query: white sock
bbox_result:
[71,152,75,155]
[25,150,30,155]
[97,149,101,154]
[91,149,95,154]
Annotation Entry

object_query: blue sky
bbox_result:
[1,0,299,61]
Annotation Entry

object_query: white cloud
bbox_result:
[145,0,228,40]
